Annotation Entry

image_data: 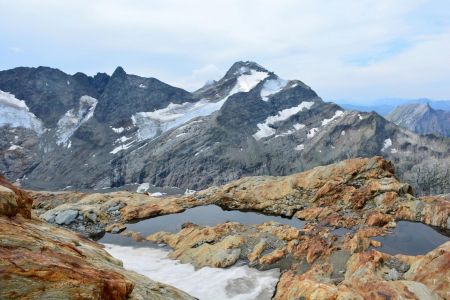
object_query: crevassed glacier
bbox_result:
[0,90,44,134]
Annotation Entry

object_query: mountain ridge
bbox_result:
[0,61,449,195]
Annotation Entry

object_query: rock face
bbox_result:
[387,103,450,137]
[0,177,195,299]
[1,62,450,195]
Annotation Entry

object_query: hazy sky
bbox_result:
[1,0,449,102]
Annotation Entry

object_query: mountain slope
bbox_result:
[386,103,450,137]
[0,62,449,195]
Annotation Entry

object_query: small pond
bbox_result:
[98,204,305,245]
[372,221,449,255]
[98,205,449,257]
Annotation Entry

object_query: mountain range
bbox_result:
[1,61,449,195]
[386,103,450,137]
[337,98,450,116]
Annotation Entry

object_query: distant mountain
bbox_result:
[338,103,394,116]
[386,103,450,137]
[0,62,449,195]
[337,98,450,116]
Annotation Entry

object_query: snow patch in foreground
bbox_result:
[103,244,280,300]
[0,90,44,133]
[253,101,315,140]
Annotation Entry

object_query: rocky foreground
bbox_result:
[0,176,194,300]
[2,156,450,299]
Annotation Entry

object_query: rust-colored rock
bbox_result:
[259,248,285,265]
[366,211,394,227]
[0,178,194,300]
[0,175,32,218]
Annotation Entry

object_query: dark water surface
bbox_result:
[98,205,449,256]
[99,205,305,244]
[373,221,449,255]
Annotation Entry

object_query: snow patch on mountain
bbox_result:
[0,90,44,133]
[295,144,305,151]
[293,123,306,130]
[230,69,269,94]
[307,128,319,139]
[136,182,150,193]
[56,95,97,147]
[260,78,288,101]
[132,69,271,141]
[253,101,315,140]
[110,141,134,154]
[8,144,23,151]
[111,127,124,134]
[321,110,344,126]
[381,138,392,152]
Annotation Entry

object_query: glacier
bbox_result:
[0,90,44,134]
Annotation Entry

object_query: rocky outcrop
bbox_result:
[274,242,449,299]
[146,220,448,299]
[32,189,205,236]
[197,156,412,217]
[0,177,194,300]
[0,175,32,218]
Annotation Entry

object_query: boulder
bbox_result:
[55,209,79,225]
[0,185,18,217]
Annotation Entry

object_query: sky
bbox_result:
[1,0,449,103]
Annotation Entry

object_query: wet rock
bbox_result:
[55,209,79,225]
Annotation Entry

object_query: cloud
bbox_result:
[174,64,223,91]
[8,47,23,53]
[0,0,449,101]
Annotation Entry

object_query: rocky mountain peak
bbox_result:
[111,66,127,79]
[386,102,450,137]
[224,61,270,78]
